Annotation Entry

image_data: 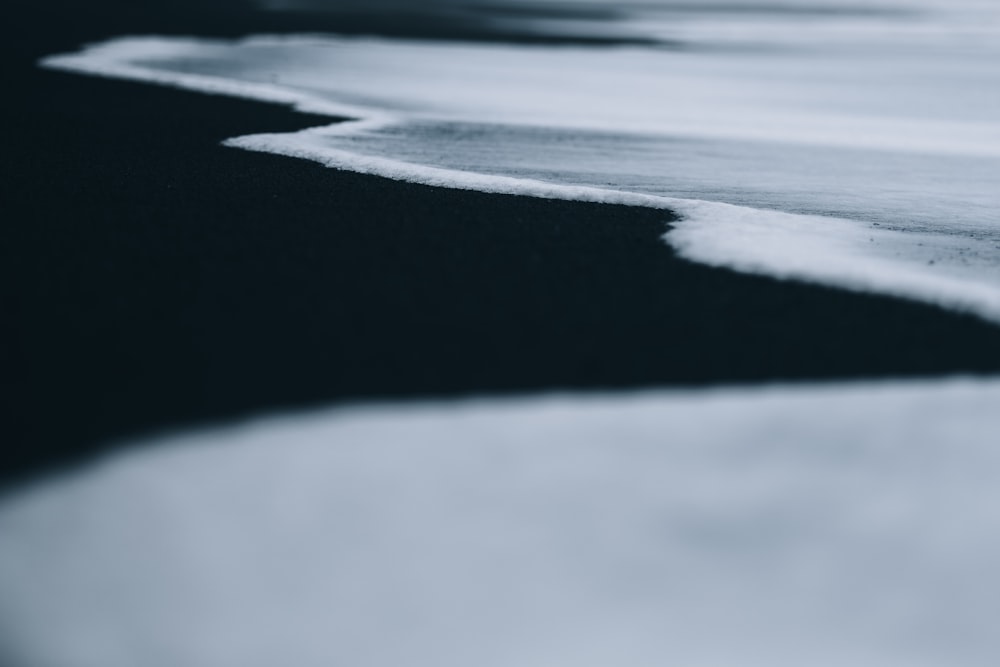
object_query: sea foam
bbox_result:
[40,13,1000,322]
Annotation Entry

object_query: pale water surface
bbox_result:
[41,0,1000,320]
[3,379,1000,667]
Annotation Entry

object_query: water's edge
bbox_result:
[39,35,1000,326]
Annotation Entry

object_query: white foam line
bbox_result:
[41,37,392,123]
[39,36,1000,325]
[230,128,1000,322]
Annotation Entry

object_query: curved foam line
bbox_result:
[41,37,394,123]
[40,35,1000,324]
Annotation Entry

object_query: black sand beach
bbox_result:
[4,0,1000,486]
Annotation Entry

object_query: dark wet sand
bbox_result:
[4,0,1000,486]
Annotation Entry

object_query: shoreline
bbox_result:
[5,2,1000,484]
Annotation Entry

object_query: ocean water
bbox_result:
[5,2,1000,666]
[41,0,1000,320]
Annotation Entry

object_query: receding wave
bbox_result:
[41,21,1000,322]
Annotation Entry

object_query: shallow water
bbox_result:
[4,379,1000,667]
[42,0,1000,320]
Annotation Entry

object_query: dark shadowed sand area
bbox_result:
[3,0,1000,486]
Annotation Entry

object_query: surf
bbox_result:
[40,15,1000,322]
